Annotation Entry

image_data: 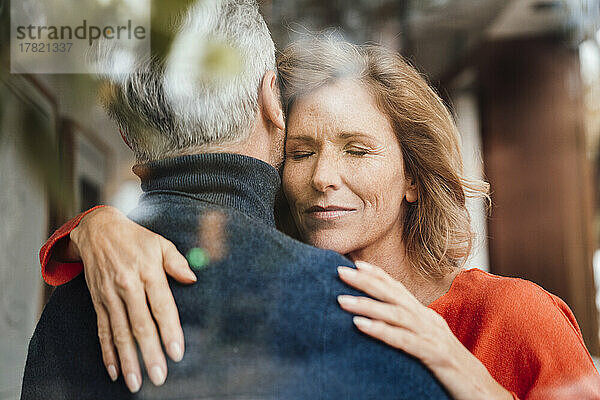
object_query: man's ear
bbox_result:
[260,70,285,131]
[405,177,418,203]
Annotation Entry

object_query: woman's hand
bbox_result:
[337,261,513,400]
[69,206,197,392]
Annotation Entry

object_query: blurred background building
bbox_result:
[1,0,599,398]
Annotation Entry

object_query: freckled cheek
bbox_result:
[350,173,399,218]
[360,193,385,217]
[344,164,388,213]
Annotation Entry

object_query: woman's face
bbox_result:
[282,78,416,255]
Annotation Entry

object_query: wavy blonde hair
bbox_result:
[277,36,490,278]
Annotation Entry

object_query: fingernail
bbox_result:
[149,365,166,386]
[355,261,372,270]
[353,316,372,329]
[169,341,183,362]
[126,373,141,393]
[337,266,357,277]
[187,270,197,282]
[337,295,358,305]
[107,364,118,381]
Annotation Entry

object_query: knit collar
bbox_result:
[132,153,281,226]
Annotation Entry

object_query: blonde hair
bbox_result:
[277,36,490,278]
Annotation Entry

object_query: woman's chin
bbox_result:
[303,231,359,255]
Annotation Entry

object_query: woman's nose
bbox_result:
[310,154,342,192]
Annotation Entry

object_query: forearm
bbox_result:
[430,342,514,400]
[52,205,115,263]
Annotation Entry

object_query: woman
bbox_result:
[40,38,600,399]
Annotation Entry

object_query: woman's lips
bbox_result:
[304,205,357,221]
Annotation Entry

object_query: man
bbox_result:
[21,1,449,398]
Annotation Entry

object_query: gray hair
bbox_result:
[102,0,276,163]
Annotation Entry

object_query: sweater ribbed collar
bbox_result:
[132,153,281,226]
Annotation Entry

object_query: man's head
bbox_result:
[103,0,285,167]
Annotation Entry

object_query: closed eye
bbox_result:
[345,149,369,156]
[289,151,314,160]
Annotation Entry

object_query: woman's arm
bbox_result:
[337,261,514,400]
[40,206,196,392]
[41,205,106,285]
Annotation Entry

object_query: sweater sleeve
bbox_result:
[432,270,600,400]
[523,291,600,400]
[40,205,107,286]
[488,278,600,400]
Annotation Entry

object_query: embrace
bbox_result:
[22,1,600,399]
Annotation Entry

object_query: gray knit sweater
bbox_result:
[21,153,449,400]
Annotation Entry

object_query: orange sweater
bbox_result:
[40,210,600,399]
[429,268,600,399]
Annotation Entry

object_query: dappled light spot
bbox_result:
[197,210,227,263]
[186,247,209,270]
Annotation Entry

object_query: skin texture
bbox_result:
[282,79,416,257]
[60,78,511,398]
[70,208,192,391]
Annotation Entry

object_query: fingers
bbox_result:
[352,317,422,356]
[338,261,420,306]
[355,261,414,298]
[352,316,448,370]
[143,269,185,363]
[337,266,403,305]
[103,293,143,393]
[337,295,420,333]
[114,278,168,389]
[75,210,185,390]
[95,303,120,382]
[338,262,453,369]
[162,240,196,284]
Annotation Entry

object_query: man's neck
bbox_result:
[133,153,281,226]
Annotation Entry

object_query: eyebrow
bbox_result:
[286,134,318,143]
[286,131,375,143]
[338,131,374,141]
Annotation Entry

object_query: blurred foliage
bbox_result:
[0,0,194,214]
[201,39,243,81]
[151,0,196,61]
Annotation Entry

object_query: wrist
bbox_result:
[476,362,512,400]
[439,344,509,400]
[486,380,513,400]
[67,227,82,260]
[69,206,115,259]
